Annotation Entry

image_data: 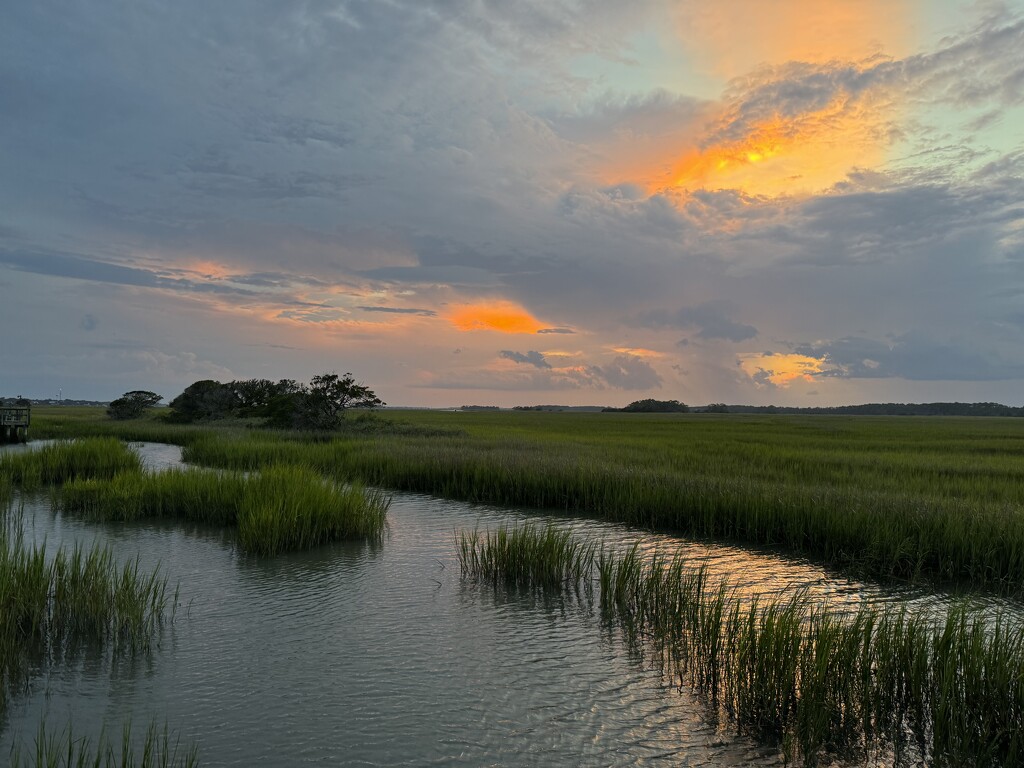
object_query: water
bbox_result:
[1,443,1018,765]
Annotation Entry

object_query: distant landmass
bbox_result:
[701,402,1024,417]
[532,401,1024,417]
[9,398,112,407]
[9,398,1024,417]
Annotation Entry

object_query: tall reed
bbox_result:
[0,530,171,717]
[456,524,595,589]
[457,524,1024,766]
[8,720,199,768]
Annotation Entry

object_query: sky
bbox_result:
[3,1,1024,407]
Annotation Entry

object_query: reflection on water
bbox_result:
[1,442,1019,766]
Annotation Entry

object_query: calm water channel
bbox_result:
[1,443,1018,766]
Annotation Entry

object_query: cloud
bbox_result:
[793,333,1024,381]
[447,301,546,334]
[593,354,662,390]
[3,1,1024,407]
[413,368,597,392]
[499,350,551,369]
[636,302,757,342]
[357,306,437,317]
[738,352,832,388]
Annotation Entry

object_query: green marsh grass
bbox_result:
[59,465,389,556]
[458,524,1024,766]
[9,720,198,768]
[161,410,1024,593]
[0,439,143,490]
[0,529,171,717]
[456,524,595,590]
[30,407,1024,591]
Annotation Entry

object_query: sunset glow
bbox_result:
[447,302,545,335]
[739,353,830,387]
[4,1,1022,407]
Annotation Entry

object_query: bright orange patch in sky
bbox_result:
[739,353,829,387]
[609,1,921,199]
[447,301,544,334]
[670,109,885,197]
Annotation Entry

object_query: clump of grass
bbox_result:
[9,720,199,767]
[59,465,389,556]
[0,439,143,490]
[60,468,249,525]
[457,524,1024,766]
[0,531,171,717]
[456,524,595,589]
[237,466,389,556]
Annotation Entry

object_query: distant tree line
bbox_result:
[708,402,1024,417]
[598,400,1024,416]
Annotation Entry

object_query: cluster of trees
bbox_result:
[108,373,384,430]
[603,399,690,413]
[168,374,383,429]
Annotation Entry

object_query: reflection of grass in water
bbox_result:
[458,524,1024,767]
[0,530,171,719]
[59,465,390,556]
[9,720,198,768]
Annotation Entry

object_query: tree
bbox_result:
[266,372,384,430]
[226,378,301,417]
[167,380,239,422]
[107,390,162,420]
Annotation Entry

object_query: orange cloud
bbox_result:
[739,352,830,387]
[668,103,887,197]
[604,1,922,199]
[447,301,545,334]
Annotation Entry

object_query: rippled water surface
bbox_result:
[1,443,1018,766]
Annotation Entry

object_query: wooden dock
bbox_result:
[1,399,30,443]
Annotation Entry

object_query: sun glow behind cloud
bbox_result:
[739,352,831,387]
[606,0,922,199]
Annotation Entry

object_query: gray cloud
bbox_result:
[499,350,551,369]
[707,15,1024,150]
[357,306,437,317]
[636,302,757,342]
[2,2,1023,406]
[593,354,662,390]
[794,333,1024,382]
